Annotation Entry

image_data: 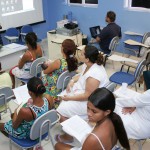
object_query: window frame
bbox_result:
[124,0,150,12]
[68,0,98,8]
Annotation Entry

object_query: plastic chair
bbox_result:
[21,25,42,42]
[105,82,117,92]
[0,87,14,119]
[4,27,22,44]
[124,32,150,57]
[15,57,47,86]
[103,36,120,66]
[109,59,146,91]
[56,70,76,91]
[9,110,60,150]
[121,50,150,72]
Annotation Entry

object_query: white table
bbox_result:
[0,43,27,70]
[108,54,138,63]
[124,31,143,36]
[124,39,150,48]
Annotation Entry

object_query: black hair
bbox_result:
[107,11,116,22]
[27,77,46,96]
[25,32,37,49]
[88,88,130,150]
[84,45,103,65]
[62,39,78,72]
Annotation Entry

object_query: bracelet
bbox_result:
[70,79,74,83]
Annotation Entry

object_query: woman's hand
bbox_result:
[60,95,71,101]
[66,80,74,93]
[122,107,136,115]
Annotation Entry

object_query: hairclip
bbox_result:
[37,84,41,90]
[69,54,74,58]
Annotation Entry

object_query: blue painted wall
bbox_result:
[2,0,150,52]
[45,0,150,52]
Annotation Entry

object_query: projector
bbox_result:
[56,27,79,36]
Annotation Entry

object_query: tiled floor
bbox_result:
[0,41,149,150]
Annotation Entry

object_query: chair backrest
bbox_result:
[30,57,46,77]
[109,36,119,55]
[145,50,150,67]
[134,59,146,82]
[21,25,33,34]
[0,87,14,107]
[6,27,19,37]
[141,32,150,44]
[30,110,60,141]
[105,82,117,92]
[56,70,76,91]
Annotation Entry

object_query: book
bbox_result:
[61,115,93,147]
[13,85,31,105]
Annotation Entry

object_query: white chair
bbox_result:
[104,36,120,66]
[124,32,150,57]
[105,82,117,92]
[0,87,14,119]
[15,57,47,86]
[9,110,60,150]
[56,70,76,91]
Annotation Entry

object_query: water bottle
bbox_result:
[68,11,72,22]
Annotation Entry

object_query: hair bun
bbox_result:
[37,85,46,94]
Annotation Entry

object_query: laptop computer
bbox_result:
[89,26,101,38]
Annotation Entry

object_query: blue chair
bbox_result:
[4,27,23,44]
[109,59,146,91]
[9,110,60,150]
[21,25,42,43]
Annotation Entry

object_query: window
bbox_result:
[68,0,98,7]
[124,0,150,11]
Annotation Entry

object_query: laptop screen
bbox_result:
[89,26,101,38]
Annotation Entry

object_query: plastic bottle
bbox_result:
[68,11,72,22]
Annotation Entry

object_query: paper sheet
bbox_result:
[61,115,93,145]
[13,85,30,105]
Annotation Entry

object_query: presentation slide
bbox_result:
[0,0,44,31]
[1,0,34,16]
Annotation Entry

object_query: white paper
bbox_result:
[5,43,24,49]
[13,85,31,105]
[61,115,93,146]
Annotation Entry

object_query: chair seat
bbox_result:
[9,133,48,148]
[109,72,135,85]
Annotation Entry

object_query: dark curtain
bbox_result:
[85,0,98,4]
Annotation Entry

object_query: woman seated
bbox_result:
[55,88,130,150]
[42,39,78,107]
[9,32,43,88]
[57,45,109,122]
[0,77,53,139]
[115,89,150,140]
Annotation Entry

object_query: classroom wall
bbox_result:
[2,0,150,52]
[45,0,150,52]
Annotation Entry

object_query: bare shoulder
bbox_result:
[44,94,54,109]
[82,133,103,150]
[18,107,34,120]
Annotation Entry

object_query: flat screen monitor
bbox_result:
[89,26,101,38]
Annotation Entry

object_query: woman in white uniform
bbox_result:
[115,90,150,139]
[55,88,130,150]
[57,45,109,121]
